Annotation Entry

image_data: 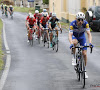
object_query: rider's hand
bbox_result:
[70,44,74,49]
[89,43,94,48]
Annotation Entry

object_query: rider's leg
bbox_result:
[82,50,87,66]
[50,32,53,42]
[55,27,58,37]
[72,39,78,55]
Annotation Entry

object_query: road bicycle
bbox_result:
[50,29,61,52]
[72,44,93,88]
[42,28,49,48]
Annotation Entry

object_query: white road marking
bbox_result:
[0,19,11,90]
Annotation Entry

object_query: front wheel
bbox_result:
[81,55,85,88]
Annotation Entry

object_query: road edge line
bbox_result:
[0,19,11,90]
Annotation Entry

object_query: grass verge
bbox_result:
[0,19,4,70]
[60,22,70,30]
[14,6,35,13]
[13,6,42,14]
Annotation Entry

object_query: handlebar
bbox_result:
[71,46,93,54]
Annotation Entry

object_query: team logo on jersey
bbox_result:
[70,26,73,30]
[86,24,89,28]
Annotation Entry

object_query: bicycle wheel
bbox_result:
[76,57,81,81]
[38,29,40,44]
[55,36,58,52]
[43,32,46,47]
[30,39,33,46]
[29,33,33,46]
[52,42,55,50]
[81,55,85,88]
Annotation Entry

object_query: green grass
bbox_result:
[14,6,35,14]
[13,6,42,14]
[60,22,70,30]
[0,19,4,70]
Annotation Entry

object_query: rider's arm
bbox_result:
[85,22,92,44]
[69,32,73,44]
[69,24,74,44]
[86,30,92,44]
[49,22,52,30]
[58,22,61,28]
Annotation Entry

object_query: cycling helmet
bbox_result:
[28,13,32,16]
[43,9,47,12]
[76,12,85,19]
[43,13,47,17]
[10,5,12,7]
[35,10,39,13]
[52,13,56,17]
[29,14,33,18]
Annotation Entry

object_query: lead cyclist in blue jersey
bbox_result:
[69,12,94,79]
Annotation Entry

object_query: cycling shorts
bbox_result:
[29,24,34,28]
[72,35,87,50]
[51,24,57,29]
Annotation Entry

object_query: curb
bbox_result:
[0,19,11,90]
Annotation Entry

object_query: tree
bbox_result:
[43,0,49,4]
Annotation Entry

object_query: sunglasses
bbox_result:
[78,18,84,21]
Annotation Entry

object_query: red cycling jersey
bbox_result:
[28,18,36,25]
[26,16,29,21]
[34,13,42,22]
[40,17,49,25]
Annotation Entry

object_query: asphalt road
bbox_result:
[0,12,100,90]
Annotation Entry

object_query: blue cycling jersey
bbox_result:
[69,20,90,38]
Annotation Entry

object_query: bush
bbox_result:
[0,0,14,5]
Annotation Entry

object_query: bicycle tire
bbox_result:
[55,37,58,52]
[76,52,81,81]
[81,55,85,88]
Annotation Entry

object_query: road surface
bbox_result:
[0,12,100,90]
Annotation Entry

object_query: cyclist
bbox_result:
[1,3,4,14]
[4,4,8,17]
[26,12,32,35]
[49,13,62,48]
[40,13,49,41]
[34,10,41,40]
[69,12,94,78]
[34,10,39,19]
[42,9,48,16]
[8,5,13,16]
[49,12,52,18]
[27,14,36,42]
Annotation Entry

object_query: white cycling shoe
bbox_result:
[85,72,88,79]
[27,40,29,43]
[41,37,43,41]
[72,57,76,66]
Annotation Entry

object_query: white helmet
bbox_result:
[10,5,12,7]
[35,10,39,13]
[52,13,56,17]
[76,12,85,19]
[29,14,33,18]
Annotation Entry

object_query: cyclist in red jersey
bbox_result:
[49,12,52,18]
[40,13,49,41]
[34,10,39,19]
[27,14,37,42]
[26,12,32,34]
